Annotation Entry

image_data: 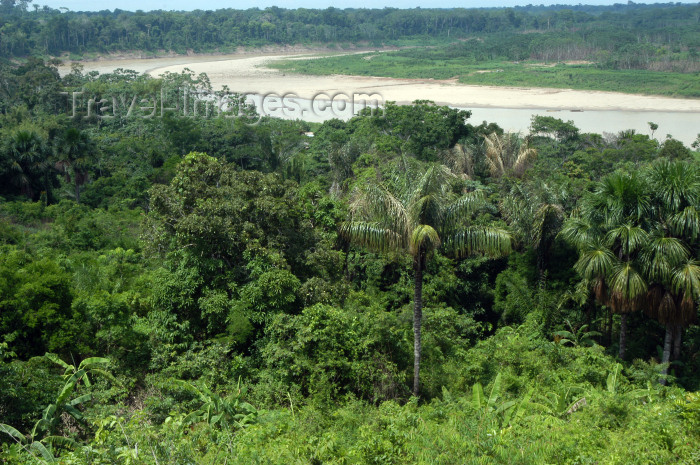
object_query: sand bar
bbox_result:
[60,51,700,113]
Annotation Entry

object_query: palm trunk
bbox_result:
[75,182,80,204]
[618,313,628,360]
[660,324,673,386]
[585,298,594,329]
[412,255,423,398]
[672,324,682,360]
[536,249,545,280]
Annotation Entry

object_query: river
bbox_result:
[61,52,700,146]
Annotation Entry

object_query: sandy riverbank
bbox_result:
[60,52,700,113]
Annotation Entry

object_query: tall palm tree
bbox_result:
[562,220,614,334]
[54,127,94,204]
[561,171,650,359]
[606,224,648,359]
[642,159,700,382]
[341,165,511,396]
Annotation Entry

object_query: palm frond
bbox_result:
[592,276,608,304]
[533,203,564,249]
[340,221,404,253]
[444,190,486,230]
[592,172,650,227]
[484,132,506,178]
[512,145,537,178]
[559,214,595,250]
[441,143,474,179]
[412,165,453,200]
[645,284,665,319]
[409,193,444,228]
[349,183,409,238]
[574,243,615,281]
[410,225,441,255]
[446,226,511,259]
[641,235,689,283]
[672,260,700,302]
[605,224,648,255]
[646,159,700,214]
[669,206,700,241]
[608,261,647,314]
[656,291,678,325]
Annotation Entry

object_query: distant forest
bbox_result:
[0,2,699,72]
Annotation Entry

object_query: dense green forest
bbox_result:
[0,1,698,72]
[0,47,699,463]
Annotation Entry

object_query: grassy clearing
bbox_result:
[459,63,700,97]
[270,51,700,98]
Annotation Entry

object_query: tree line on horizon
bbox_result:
[0,1,698,73]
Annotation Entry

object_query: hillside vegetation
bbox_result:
[0,4,699,464]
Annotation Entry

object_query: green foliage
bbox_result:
[169,379,257,430]
[259,302,408,404]
[1,353,115,463]
[1,47,700,463]
[0,249,75,357]
[237,268,301,325]
[553,320,601,348]
[2,2,698,67]
[27,331,696,465]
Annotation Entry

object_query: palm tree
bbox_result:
[440,142,474,180]
[2,127,49,199]
[500,182,566,275]
[561,171,650,359]
[562,222,614,334]
[54,127,94,204]
[267,120,308,178]
[484,132,537,179]
[341,165,511,396]
[606,224,648,359]
[641,159,700,382]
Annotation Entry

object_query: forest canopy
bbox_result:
[0,3,699,463]
[0,2,698,75]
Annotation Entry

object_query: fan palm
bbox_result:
[2,128,49,199]
[561,171,650,359]
[54,127,94,204]
[642,159,700,381]
[341,165,511,396]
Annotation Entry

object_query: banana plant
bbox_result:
[606,363,623,394]
[172,378,258,430]
[471,373,534,429]
[1,422,80,463]
[552,319,601,347]
[44,353,114,388]
[0,354,115,463]
[31,354,115,439]
[527,384,587,417]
